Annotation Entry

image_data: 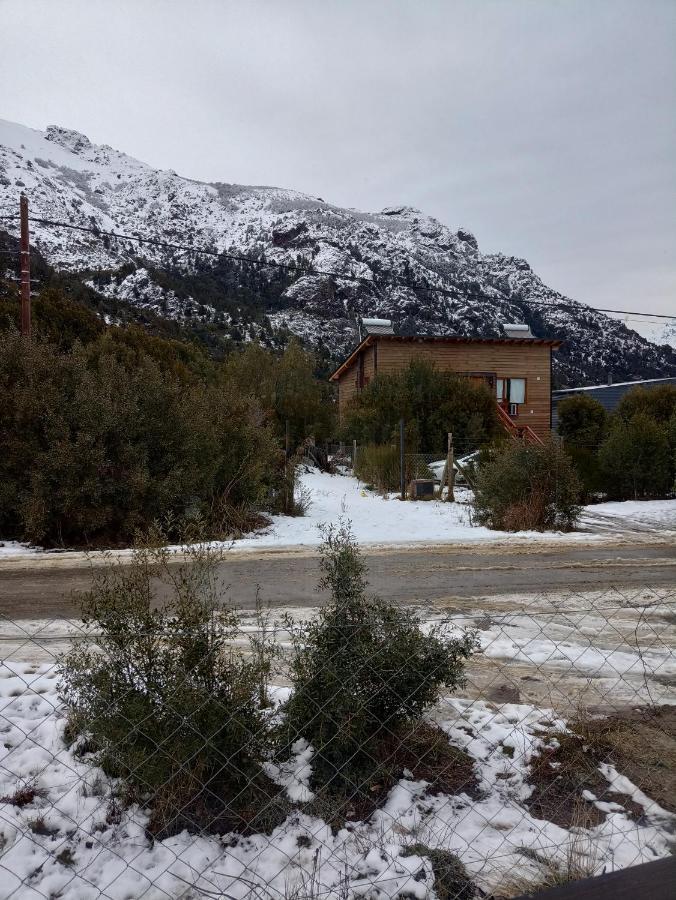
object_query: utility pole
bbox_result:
[19,194,31,339]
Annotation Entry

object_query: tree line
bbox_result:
[557,386,676,500]
[0,286,332,548]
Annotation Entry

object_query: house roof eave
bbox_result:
[329,334,562,382]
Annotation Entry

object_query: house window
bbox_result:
[497,378,526,405]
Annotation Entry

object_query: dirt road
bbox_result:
[1,541,674,619]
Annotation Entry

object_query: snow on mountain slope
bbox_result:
[613,316,676,350]
[1,118,675,385]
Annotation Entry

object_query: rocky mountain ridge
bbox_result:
[1,117,675,386]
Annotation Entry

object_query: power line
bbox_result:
[1,209,675,322]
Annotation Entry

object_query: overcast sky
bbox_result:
[1,0,674,315]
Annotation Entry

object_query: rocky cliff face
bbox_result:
[2,118,675,386]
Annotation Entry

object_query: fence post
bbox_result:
[399,418,406,500]
[285,420,294,513]
[352,439,357,473]
[447,432,455,502]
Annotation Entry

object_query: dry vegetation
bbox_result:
[528,706,676,829]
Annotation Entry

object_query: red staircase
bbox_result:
[495,403,544,446]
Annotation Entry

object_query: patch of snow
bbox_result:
[582,499,676,526]
[1,663,673,899]
[0,541,41,558]
[232,469,595,549]
[263,739,315,802]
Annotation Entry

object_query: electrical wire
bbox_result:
[0,209,674,322]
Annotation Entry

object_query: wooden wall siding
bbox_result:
[337,339,553,438]
[337,345,376,414]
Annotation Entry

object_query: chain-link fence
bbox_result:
[1,544,674,899]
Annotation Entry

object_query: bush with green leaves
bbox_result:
[472,438,582,531]
[0,330,283,547]
[343,358,499,455]
[280,522,477,794]
[557,394,608,446]
[58,534,283,838]
[615,384,676,425]
[353,443,401,492]
[223,339,335,448]
[556,394,608,498]
[598,413,672,500]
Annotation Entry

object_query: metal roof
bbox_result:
[551,376,676,428]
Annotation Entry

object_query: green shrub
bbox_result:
[556,394,608,499]
[280,523,477,793]
[615,384,676,425]
[58,535,283,838]
[557,394,607,446]
[223,339,334,448]
[0,331,282,546]
[353,443,401,492]
[343,359,499,455]
[598,414,672,500]
[472,439,582,531]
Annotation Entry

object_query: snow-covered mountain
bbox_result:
[1,117,675,386]
[611,316,676,351]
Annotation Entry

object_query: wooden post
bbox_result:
[399,418,406,500]
[352,439,357,472]
[447,432,455,502]
[285,420,292,512]
[19,194,31,339]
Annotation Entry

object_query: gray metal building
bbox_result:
[551,377,676,429]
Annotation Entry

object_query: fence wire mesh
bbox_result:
[0,564,674,900]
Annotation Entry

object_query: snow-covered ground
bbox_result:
[1,661,673,900]
[0,541,42,559]
[233,469,676,550]
[579,499,676,533]
[2,469,675,559]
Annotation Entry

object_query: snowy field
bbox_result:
[1,661,674,900]
[234,469,676,549]
[2,469,675,559]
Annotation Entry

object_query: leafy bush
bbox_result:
[0,331,283,546]
[223,339,334,449]
[615,384,676,425]
[556,394,608,498]
[472,439,582,531]
[557,394,607,446]
[598,413,672,500]
[59,535,283,838]
[280,523,477,793]
[353,443,401,492]
[343,359,499,455]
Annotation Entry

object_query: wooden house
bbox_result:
[329,321,562,442]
